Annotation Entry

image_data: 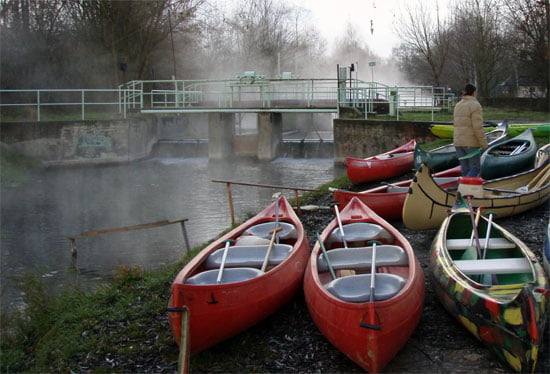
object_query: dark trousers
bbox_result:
[456,146,482,177]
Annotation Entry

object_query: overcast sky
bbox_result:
[293,0,451,58]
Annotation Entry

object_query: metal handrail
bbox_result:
[1,79,456,122]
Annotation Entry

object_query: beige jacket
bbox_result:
[453,95,488,149]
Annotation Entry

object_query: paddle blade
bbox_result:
[451,192,471,213]
[458,148,481,160]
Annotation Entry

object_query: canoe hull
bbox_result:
[417,122,509,172]
[431,123,550,139]
[333,166,461,220]
[346,139,415,184]
[430,212,549,372]
[303,197,425,371]
[167,197,309,354]
[481,129,537,180]
[403,162,550,230]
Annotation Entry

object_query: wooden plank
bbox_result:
[212,179,318,192]
[454,258,531,274]
[69,219,188,239]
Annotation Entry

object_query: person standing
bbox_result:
[453,83,488,177]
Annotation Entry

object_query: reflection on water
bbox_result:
[1,156,345,313]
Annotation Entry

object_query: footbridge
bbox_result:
[119,72,454,118]
[0,72,456,161]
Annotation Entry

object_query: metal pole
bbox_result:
[180,221,191,254]
[37,90,40,121]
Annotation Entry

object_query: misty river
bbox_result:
[1,147,345,314]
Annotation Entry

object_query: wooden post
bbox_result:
[69,238,78,257]
[225,182,235,226]
[180,221,191,253]
[293,189,301,215]
[178,306,190,374]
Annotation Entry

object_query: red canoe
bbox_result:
[303,197,425,372]
[167,196,309,355]
[333,165,461,220]
[345,139,416,184]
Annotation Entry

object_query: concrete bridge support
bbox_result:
[208,113,235,160]
[257,113,282,161]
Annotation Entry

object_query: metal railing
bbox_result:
[0,88,139,122]
[1,78,456,122]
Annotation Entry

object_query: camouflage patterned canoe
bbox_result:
[430,209,549,372]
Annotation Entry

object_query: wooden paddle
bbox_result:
[316,231,336,280]
[368,240,381,303]
[464,196,482,259]
[260,227,283,272]
[216,239,234,284]
[482,212,497,260]
[333,203,348,248]
[481,212,498,285]
[458,148,482,160]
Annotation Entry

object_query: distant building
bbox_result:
[498,75,546,98]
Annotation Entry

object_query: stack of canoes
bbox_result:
[167,196,309,357]
[345,139,416,184]
[332,165,461,220]
[414,121,509,172]
[303,197,425,372]
[403,153,550,230]
[429,200,548,372]
[430,122,549,139]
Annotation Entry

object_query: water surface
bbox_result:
[1,155,345,313]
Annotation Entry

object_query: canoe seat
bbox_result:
[326,223,393,245]
[204,244,293,269]
[242,222,297,240]
[185,267,264,285]
[446,238,515,250]
[454,258,531,275]
[317,245,408,272]
[325,274,406,303]
[383,152,411,159]
[386,186,409,193]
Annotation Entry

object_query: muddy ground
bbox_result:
[82,190,548,373]
[181,196,549,374]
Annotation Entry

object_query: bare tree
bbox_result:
[394,0,451,87]
[219,0,324,77]
[68,0,204,85]
[1,0,70,88]
[502,0,549,107]
[449,0,511,99]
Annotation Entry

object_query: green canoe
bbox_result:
[480,128,537,180]
[415,121,509,172]
[430,122,549,139]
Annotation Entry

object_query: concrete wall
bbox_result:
[0,117,157,166]
[333,119,447,164]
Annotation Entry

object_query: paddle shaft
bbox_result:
[368,241,380,303]
[316,231,336,280]
[260,227,283,272]
[333,204,348,248]
[216,240,233,284]
[466,197,482,258]
[482,212,499,285]
[482,212,496,259]
[468,207,483,246]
